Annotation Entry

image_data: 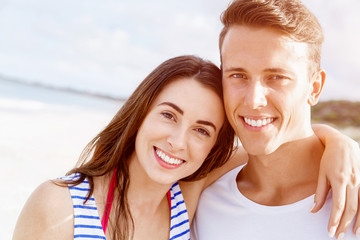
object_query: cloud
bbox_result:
[303,0,360,101]
[0,0,358,100]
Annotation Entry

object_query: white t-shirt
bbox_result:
[191,165,356,240]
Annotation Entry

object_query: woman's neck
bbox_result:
[126,154,172,239]
[127,153,173,214]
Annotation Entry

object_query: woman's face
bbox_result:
[133,77,224,185]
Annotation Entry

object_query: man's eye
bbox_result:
[270,75,287,80]
[231,73,247,79]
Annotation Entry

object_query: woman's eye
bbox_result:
[161,112,175,121]
[195,128,210,137]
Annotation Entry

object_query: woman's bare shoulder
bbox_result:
[13,180,74,240]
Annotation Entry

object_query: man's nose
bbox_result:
[244,81,267,109]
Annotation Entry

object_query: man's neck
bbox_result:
[237,134,324,206]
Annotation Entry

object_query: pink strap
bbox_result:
[101,169,172,234]
[167,190,171,208]
[101,169,117,234]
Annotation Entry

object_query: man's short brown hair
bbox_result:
[219,0,324,74]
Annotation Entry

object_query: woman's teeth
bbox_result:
[244,117,274,127]
[156,149,183,165]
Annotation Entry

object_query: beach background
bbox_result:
[2,76,360,240]
[0,79,124,238]
[1,0,360,238]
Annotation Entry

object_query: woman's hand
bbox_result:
[312,124,360,239]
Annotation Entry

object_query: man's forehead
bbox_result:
[222,25,307,50]
[220,25,309,67]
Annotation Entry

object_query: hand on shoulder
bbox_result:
[13,180,73,240]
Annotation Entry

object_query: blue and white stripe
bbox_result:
[169,182,190,240]
[62,174,106,240]
[62,175,190,240]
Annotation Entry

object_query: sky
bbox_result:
[0,0,359,101]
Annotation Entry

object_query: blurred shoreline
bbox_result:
[0,74,127,102]
[312,100,360,143]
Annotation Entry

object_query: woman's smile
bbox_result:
[154,147,185,169]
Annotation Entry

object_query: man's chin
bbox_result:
[243,143,278,157]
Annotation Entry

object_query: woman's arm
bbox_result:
[12,180,73,240]
[180,146,248,223]
[204,145,248,188]
[313,124,360,238]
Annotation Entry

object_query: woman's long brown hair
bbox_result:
[63,55,235,239]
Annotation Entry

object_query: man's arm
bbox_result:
[313,124,360,238]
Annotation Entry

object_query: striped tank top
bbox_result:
[63,174,190,240]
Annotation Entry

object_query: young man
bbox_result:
[192,0,359,239]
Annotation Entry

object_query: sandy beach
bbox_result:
[1,80,122,239]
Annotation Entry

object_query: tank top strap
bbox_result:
[101,169,117,234]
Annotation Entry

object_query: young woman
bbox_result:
[13,55,360,240]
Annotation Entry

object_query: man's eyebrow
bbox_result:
[264,68,295,77]
[223,67,293,76]
[222,67,247,73]
[263,68,287,73]
[158,102,183,115]
[196,120,217,132]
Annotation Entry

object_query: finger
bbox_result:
[334,186,358,239]
[312,172,330,213]
[352,190,360,236]
[328,183,347,238]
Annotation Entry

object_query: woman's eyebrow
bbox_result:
[159,102,183,115]
[159,102,217,131]
[197,120,216,132]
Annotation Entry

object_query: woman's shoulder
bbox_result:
[13,179,74,240]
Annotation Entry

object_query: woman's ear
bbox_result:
[308,69,326,106]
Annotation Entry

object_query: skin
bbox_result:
[13,77,226,240]
[127,78,225,239]
[12,39,360,239]
[12,75,360,239]
[222,25,321,156]
[133,77,224,185]
[221,24,356,238]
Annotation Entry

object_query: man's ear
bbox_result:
[308,69,326,106]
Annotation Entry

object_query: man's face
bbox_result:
[221,25,321,156]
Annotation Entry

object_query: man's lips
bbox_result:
[242,116,275,128]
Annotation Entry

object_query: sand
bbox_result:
[0,80,122,238]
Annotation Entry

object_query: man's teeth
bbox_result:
[244,117,274,127]
[156,149,183,165]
